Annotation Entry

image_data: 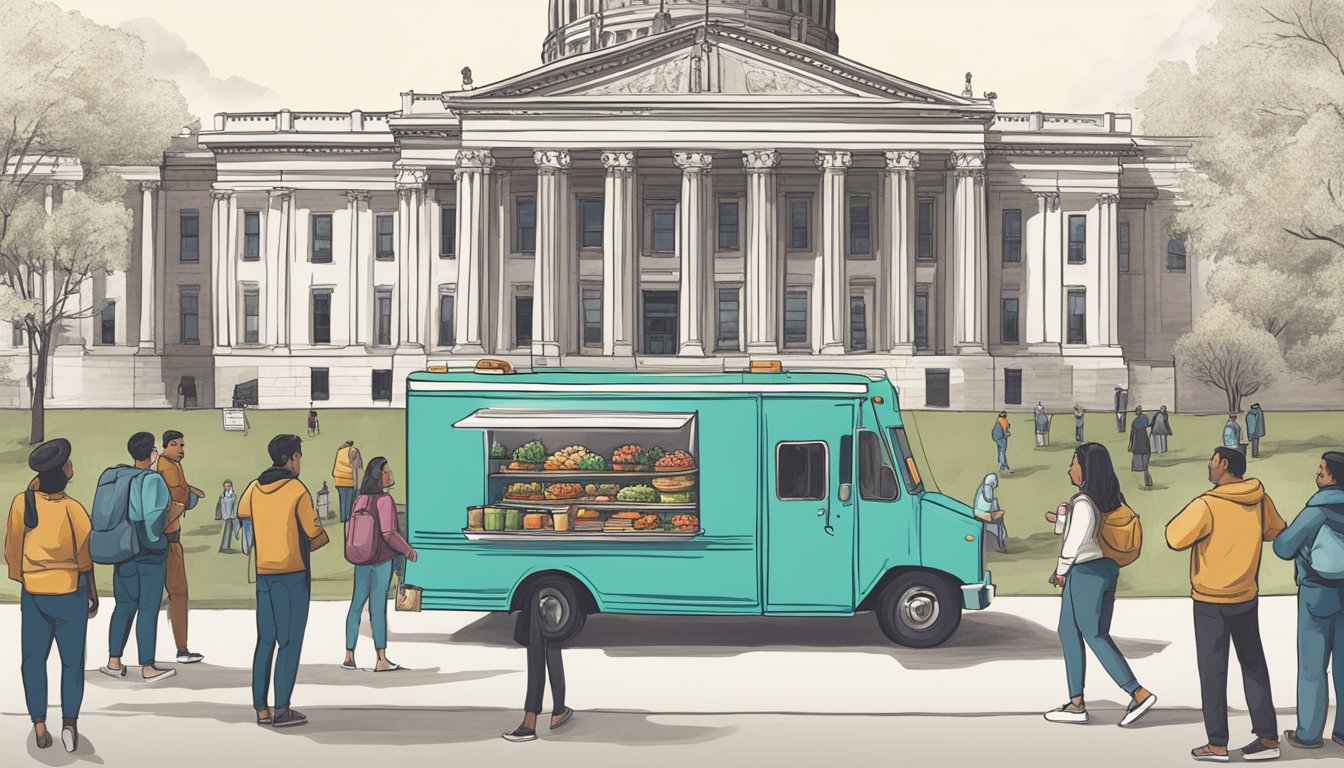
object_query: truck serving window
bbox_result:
[858,430,899,501]
[776,442,828,501]
[890,427,925,495]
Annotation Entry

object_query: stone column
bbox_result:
[674,152,713,357]
[210,189,233,348]
[266,188,294,348]
[532,150,572,360]
[138,181,160,350]
[225,192,239,348]
[816,150,851,355]
[743,149,780,354]
[951,150,988,354]
[1098,193,1120,347]
[601,151,637,356]
[345,192,369,345]
[1028,192,1062,350]
[453,149,495,355]
[884,151,919,354]
[396,167,428,348]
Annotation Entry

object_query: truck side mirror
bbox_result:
[880,468,899,500]
[839,483,852,503]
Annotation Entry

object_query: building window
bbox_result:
[925,369,950,408]
[718,200,739,251]
[13,322,24,347]
[1002,209,1022,264]
[1167,234,1187,272]
[651,206,676,253]
[581,286,602,348]
[243,211,260,261]
[1001,297,1020,344]
[1067,289,1087,345]
[371,369,392,402]
[849,196,871,257]
[311,214,333,263]
[784,290,808,349]
[917,198,935,261]
[849,293,868,351]
[515,293,534,348]
[516,196,537,253]
[310,368,329,402]
[580,198,603,249]
[716,287,740,351]
[179,210,199,262]
[179,285,199,345]
[438,293,455,347]
[243,288,259,344]
[789,199,810,250]
[375,214,394,260]
[914,290,930,351]
[375,290,392,346]
[1118,221,1131,273]
[311,289,332,345]
[99,301,115,345]
[440,205,456,258]
[642,290,678,355]
[1067,214,1087,264]
[1004,369,1023,405]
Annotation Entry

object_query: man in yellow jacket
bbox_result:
[1166,446,1286,762]
[331,441,362,524]
[156,430,204,664]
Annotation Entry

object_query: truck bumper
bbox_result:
[961,571,995,611]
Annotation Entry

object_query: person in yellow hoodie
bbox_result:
[331,440,362,524]
[4,439,97,753]
[1166,446,1286,763]
[238,434,329,729]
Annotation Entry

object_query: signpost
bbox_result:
[222,407,250,436]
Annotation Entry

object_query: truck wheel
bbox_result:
[876,572,961,648]
[530,576,588,643]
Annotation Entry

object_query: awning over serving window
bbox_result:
[453,409,696,431]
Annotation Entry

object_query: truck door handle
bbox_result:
[818,508,834,536]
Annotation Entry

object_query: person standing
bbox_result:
[1074,405,1085,443]
[239,434,330,728]
[332,441,363,525]
[1166,447,1285,762]
[992,412,1012,474]
[1129,407,1153,490]
[971,473,1008,553]
[156,430,205,664]
[502,585,576,742]
[1151,405,1173,455]
[1271,451,1344,750]
[1223,413,1245,456]
[1035,403,1050,448]
[99,432,175,683]
[217,480,238,553]
[1247,403,1267,459]
[5,439,97,753]
[343,458,417,671]
[1114,386,1129,433]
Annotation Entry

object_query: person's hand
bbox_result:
[1050,573,1066,589]
[407,549,419,563]
[87,578,100,618]
[1045,511,1058,524]
[992,510,1005,521]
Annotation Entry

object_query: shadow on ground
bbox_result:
[85,663,512,691]
[24,733,104,767]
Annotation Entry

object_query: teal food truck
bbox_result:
[404,360,994,648]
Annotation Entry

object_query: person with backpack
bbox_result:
[1272,451,1344,750]
[1223,412,1245,456]
[342,457,416,672]
[97,432,176,683]
[1043,442,1157,727]
[992,412,1012,473]
[1166,446,1286,762]
[1129,406,1154,489]
[5,438,97,753]
[1247,404,1268,459]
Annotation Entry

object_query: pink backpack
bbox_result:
[344,494,383,565]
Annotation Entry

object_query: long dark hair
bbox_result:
[36,468,70,495]
[358,456,390,496]
[1074,442,1125,513]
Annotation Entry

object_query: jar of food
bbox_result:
[504,508,523,530]
[466,506,485,531]
[483,507,504,531]
[553,511,571,532]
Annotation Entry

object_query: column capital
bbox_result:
[396,165,429,190]
[269,187,294,201]
[815,150,853,171]
[209,189,234,202]
[742,149,781,171]
[884,150,921,172]
[1097,193,1120,205]
[601,150,636,170]
[345,190,372,203]
[454,149,496,173]
[950,149,987,170]
[533,150,573,173]
[1036,191,1061,212]
[673,151,714,172]
[140,180,161,192]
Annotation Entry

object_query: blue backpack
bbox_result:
[90,467,142,565]
[1307,512,1344,582]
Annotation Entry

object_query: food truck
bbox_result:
[403,360,994,648]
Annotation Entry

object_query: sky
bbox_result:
[48,0,1217,123]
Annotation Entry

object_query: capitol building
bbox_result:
[6,0,1196,410]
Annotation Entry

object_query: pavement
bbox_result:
[2,596,1340,766]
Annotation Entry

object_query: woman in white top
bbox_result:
[1043,443,1157,726]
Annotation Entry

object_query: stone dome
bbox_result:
[543,0,840,63]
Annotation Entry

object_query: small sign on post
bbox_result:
[222,407,250,436]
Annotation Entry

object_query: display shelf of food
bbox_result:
[492,469,701,479]
[494,500,697,511]
[461,530,703,542]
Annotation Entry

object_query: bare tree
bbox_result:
[1173,304,1285,412]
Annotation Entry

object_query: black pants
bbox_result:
[1193,599,1277,746]
[523,618,565,715]
[1250,438,1260,458]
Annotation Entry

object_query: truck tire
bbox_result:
[529,576,588,643]
[875,572,961,648]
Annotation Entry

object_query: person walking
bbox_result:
[5,439,98,753]
[1074,405,1085,443]
[99,432,175,683]
[1271,451,1344,750]
[992,412,1012,474]
[217,480,238,553]
[1042,443,1157,727]
[502,584,576,742]
[1223,413,1245,456]
[1166,446,1285,762]
[1152,405,1173,455]
[332,441,363,525]
[1035,403,1050,448]
[1129,407,1153,489]
[156,430,205,664]
[1114,386,1129,433]
[238,434,330,729]
[343,458,417,672]
[1247,403,1267,459]
[307,408,320,437]
[971,473,1008,553]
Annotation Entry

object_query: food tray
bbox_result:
[491,501,697,511]
[490,469,699,480]
[462,529,703,542]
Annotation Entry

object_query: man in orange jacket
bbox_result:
[156,430,205,664]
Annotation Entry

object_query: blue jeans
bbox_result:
[1075,424,1084,442]
[345,559,394,652]
[995,438,1009,469]
[21,576,89,722]
[239,519,254,555]
[1058,558,1140,698]
[220,519,236,551]
[253,572,310,711]
[1294,585,1344,741]
[338,486,355,523]
[108,551,167,665]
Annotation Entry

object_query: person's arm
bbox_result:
[1056,497,1097,576]
[1165,498,1212,551]
[376,496,414,557]
[237,483,253,520]
[297,491,330,551]
[5,498,23,584]
[69,502,93,574]
[1261,494,1287,542]
[1272,506,1324,560]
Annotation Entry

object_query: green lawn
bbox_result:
[1,408,1336,605]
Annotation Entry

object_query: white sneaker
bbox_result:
[1120,692,1157,727]
[1044,703,1089,724]
[98,665,127,679]
[176,650,204,664]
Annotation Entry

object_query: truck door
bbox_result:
[764,399,856,614]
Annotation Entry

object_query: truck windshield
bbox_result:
[889,426,925,495]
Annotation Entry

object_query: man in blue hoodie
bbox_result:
[1273,451,1344,749]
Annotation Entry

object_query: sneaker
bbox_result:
[1283,730,1322,749]
[142,666,177,683]
[1190,745,1229,762]
[176,650,204,664]
[271,708,308,728]
[98,664,127,679]
[502,727,537,743]
[256,709,271,726]
[550,707,574,730]
[341,659,357,671]
[1241,739,1280,761]
[1044,702,1088,724]
[1334,733,1344,747]
[61,724,77,754]
[1120,692,1157,727]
